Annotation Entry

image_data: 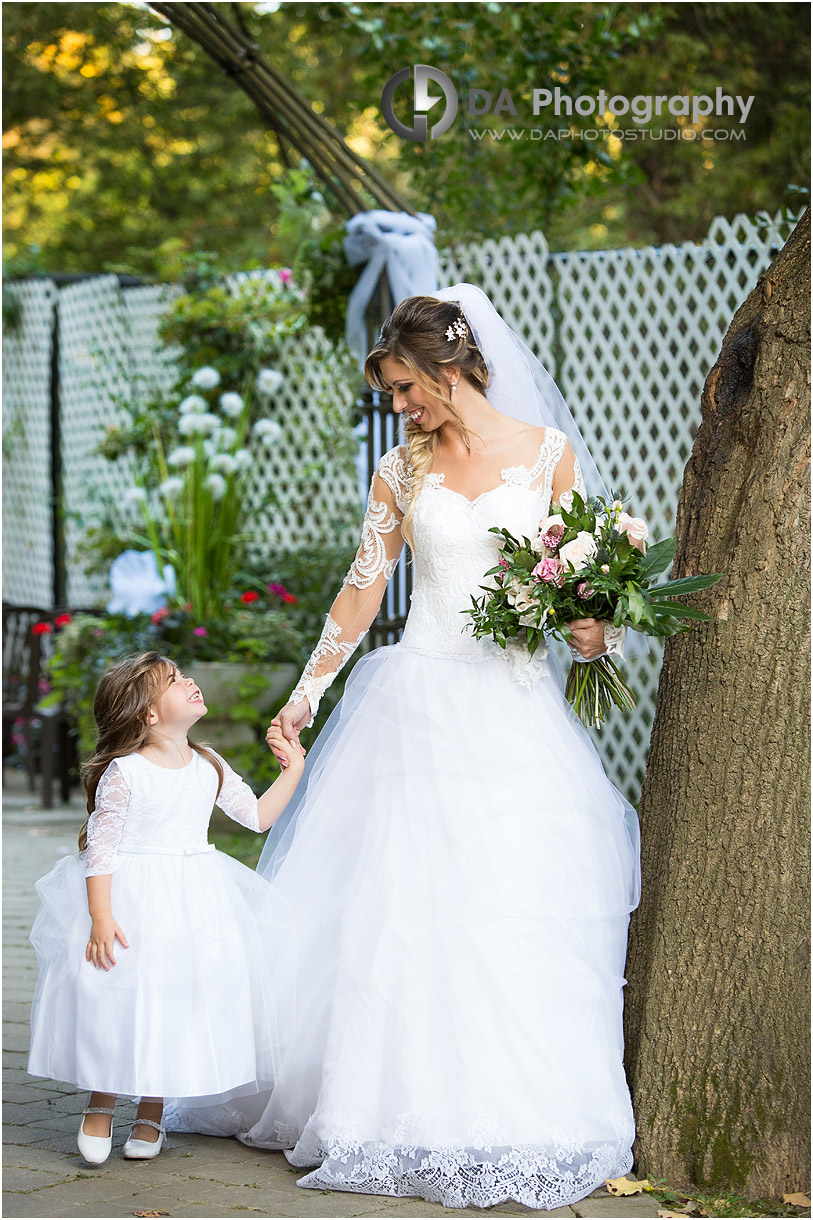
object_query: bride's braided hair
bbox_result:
[364,296,489,549]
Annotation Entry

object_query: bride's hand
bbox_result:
[567,619,607,661]
[266,698,310,766]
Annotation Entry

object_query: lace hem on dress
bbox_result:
[282,1117,634,1211]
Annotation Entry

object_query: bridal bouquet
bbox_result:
[463,490,722,727]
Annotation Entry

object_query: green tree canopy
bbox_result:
[3,2,808,278]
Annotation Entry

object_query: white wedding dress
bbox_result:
[166,427,642,1211]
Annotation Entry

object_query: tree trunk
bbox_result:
[625,208,811,1199]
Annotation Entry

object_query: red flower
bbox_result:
[32,622,53,635]
[54,613,72,628]
[151,607,170,624]
[240,591,260,604]
[283,593,298,605]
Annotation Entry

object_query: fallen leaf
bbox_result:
[657,1211,688,1218]
[133,1212,171,1218]
[606,1175,646,1195]
[784,1193,811,1207]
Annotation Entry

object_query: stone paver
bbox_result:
[2,770,661,1219]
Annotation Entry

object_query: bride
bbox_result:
[168,283,643,1211]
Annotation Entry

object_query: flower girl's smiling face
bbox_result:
[379,357,454,432]
[152,667,207,729]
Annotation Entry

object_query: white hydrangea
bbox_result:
[219,392,244,418]
[253,418,282,443]
[233,449,253,471]
[191,366,220,390]
[168,446,196,468]
[179,394,207,415]
[179,412,221,436]
[210,453,238,475]
[206,473,227,500]
[159,477,184,499]
[122,486,147,506]
[255,368,284,396]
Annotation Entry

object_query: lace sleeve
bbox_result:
[290,447,409,727]
[85,760,131,876]
[212,753,260,833]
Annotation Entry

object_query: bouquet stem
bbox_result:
[565,656,636,728]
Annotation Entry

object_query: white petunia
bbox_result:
[210,453,238,475]
[191,366,220,390]
[255,368,284,396]
[233,448,253,471]
[219,392,244,418]
[168,446,196,468]
[122,486,147,506]
[253,418,282,443]
[206,473,227,500]
[179,394,207,415]
[159,477,184,498]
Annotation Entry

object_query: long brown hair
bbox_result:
[364,295,490,548]
[78,651,224,851]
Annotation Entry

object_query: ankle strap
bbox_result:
[84,1106,115,1116]
[131,1118,164,1133]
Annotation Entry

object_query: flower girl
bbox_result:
[27,651,304,1165]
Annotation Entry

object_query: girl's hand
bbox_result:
[567,618,607,661]
[266,699,310,767]
[86,913,129,972]
[266,724,305,778]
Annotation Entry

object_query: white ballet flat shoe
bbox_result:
[122,1118,165,1159]
[77,1107,114,1165]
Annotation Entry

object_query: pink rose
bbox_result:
[617,512,648,552]
[576,581,595,599]
[532,557,564,586]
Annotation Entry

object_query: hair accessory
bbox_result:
[445,315,468,342]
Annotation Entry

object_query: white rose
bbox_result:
[559,530,598,573]
[617,512,649,552]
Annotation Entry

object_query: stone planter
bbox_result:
[188,661,299,750]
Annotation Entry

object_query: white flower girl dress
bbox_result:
[28,750,294,1101]
[165,429,642,1212]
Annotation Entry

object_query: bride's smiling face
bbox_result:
[378,357,454,433]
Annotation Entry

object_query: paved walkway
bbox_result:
[2,771,661,1219]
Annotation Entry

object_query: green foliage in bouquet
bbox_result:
[464,491,722,727]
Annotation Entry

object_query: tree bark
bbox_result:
[625,208,811,1199]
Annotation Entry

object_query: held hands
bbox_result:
[86,913,129,971]
[266,698,310,768]
[266,722,306,779]
[566,618,607,661]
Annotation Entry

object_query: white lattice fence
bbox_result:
[2,278,57,609]
[439,208,802,800]
[54,274,362,606]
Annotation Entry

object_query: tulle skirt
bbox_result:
[27,846,295,1100]
[165,642,642,1211]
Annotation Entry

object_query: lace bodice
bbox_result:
[289,429,625,721]
[84,750,260,876]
